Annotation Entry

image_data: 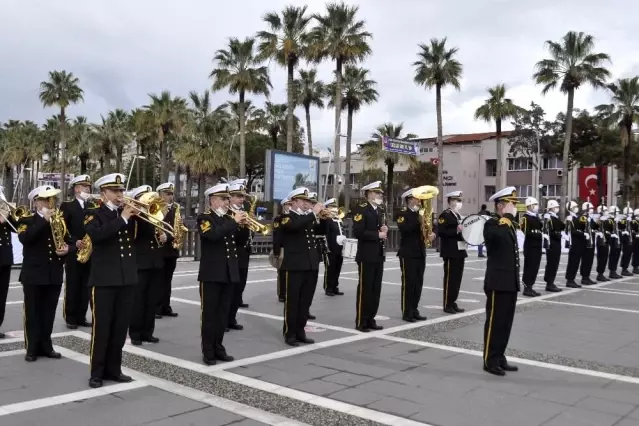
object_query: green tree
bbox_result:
[263,101,288,149]
[413,38,463,213]
[211,37,272,178]
[309,2,372,198]
[257,5,312,153]
[474,84,522,188]
[67,116,95,174]
[38,70,84,194]
[533,31,611,218]
[400,161,438,189]
[295,68,326,156]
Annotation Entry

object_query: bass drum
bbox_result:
[342,238,358,259]
[461,214,492,246]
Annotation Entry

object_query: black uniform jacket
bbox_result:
[546,214,564,242]
[571,214,591,245]
[632,218,639,237]
[61,199,86,255]
[520,212,543,250]
[279,211,320,271]
[134,218,165,270]
[600,217,615,243]
[437,208,467,259]
[235,224,252,269]
[0,219,16,266]
[85,204,138,287]
[272,213,287,257]
[17,213,67,286]
[483,213,520,293]
[197,211,240,284]
[322,218,343,256]
[353,202,385,263]
[161,203,180,258]
[396,208,425,258]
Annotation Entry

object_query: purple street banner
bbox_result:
[382,136,419,156]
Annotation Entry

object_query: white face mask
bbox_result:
[373,196,383,206]
[588,209,594,215]
[40,206,51,215]
[78,191,90,201]
[409,204,420,212]
[504,203,516,215]
[454,202,463,211]
[529,205,539,213]
[215,206,227,216]
[570,207,579,213]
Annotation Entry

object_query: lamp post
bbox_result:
[127,155,146,191]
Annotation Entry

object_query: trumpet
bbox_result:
[0,189,29,232]
[228,207,271,235]
[121,193,175,236]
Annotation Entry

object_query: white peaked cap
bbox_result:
[324,198,337,207]
[445,190,462,199]
[28,185,61,202]
[401,188,415,199]
[361,181,383,193]
[287,187,311,200]
[525,197,538,207]
[95,173,126,190]
[69,174,91,187]
[156,182,174,193]
[547,200,559,209]
[130,185,152,199]
[204,183,230,197]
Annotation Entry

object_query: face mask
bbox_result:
[232,203,243,211]
[529,205,539,213]
[215,207,227,216]
[373,196,383,206]
[454,202,463,211]
[571,207,579,213]
[588,209,594,215]
[79,192,90,201]
[504,203,516,215]
[409,204,420,212]
[40,206,51,215]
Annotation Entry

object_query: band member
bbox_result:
[578,201,596,285]
[619,206,634,276]
[438,191,467,313]
[607,206,622,279]
[156,182,179,318]
[397,188,430,322]
[197,183,244,364]
[227,179,251,331]
[18,186,69,362]
[61,174,93,329]
[564,201,583,288]
[353,181,387,332]
[542,200,562,292]
[273,198,291,302]
[279,187,322,345]
[322,198,345,297]
[520,197,542,297]
[86,173,137,388]
[483,186,520,376]
[128,185,165,346]
[632,209,639,274]
[307,192,323,320]
[0,186,16,339]
[594,205,610,282]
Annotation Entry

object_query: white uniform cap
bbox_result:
[156,182,175,193]
[69,174,91,187]
[547,200,559,209]
[28,185,61,202]
[287,187,311,200]
[130,185,152,200]
[445,190,463,200]
[525,197,538,207]
[280,197,291,206]
[401,188,415,199]
[609,205,618,214]
[597,205,608,214]
[95,173,126,190]
[205,183,230,198]
[566,201,578,210]
[634,208,639,216]
[623,206,633,215]
[582,201,593,210]
[228,179,248,195]
[488,186,518,203]
[324,198,337,207]
[361,181,383,193]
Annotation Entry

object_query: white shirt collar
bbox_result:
[549,212,558,218]
[105,201,118,211]
[76,197,85,208]
[37,210,44,218]
[525,211,537,217]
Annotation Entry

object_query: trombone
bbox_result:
[121,193,175,236]
[0,190,29,232]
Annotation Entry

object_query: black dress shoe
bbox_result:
[278,297,285,303]
[355,326,371,332]
[622,269,633,276]
[633,268,639,274]
[566,281,581,288]
[130,339,143,346]
[105,373,133,383]
[610,272,622,279]
[239,303,249,308]
[215,353,234,362]
[296,336,315,344]
[325,291,335,297]
[228,323,244,331]
[414,314,427,321]
[581,278,596,285]
[79,320,92,327]
[523,287,538,297]
[501,363,519,372]
[545,284,562,292]
[483,365,506,376]
[143,336,160,343]
[42,351,62,359]
[597,274,610,282]
[225,328,230,332]
[66,323,78,330]
[89,377,103,388]
[202,355,216,365]
[25,354,37,362]
[0,332,5,339]
[334,290,344,296]
[285,337,299,347]
[402,316,416,323]
[162,309,178,317]
[453,305,465,313]
[307,314,316,320]
[369,323,383,330]
[155,314,162,319]
[443,307,457,314]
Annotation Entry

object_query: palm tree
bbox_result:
[413,38,463,213]
[360,123,418,214]
[263,101,288,149]
[474,84,522,189]
[329,65,378,211]
[533,31,611,217]
[309,2,372,198]
[295,68,326,156]
[595,76,639,205]
[67,116,94,174]
[257,5,312,153]
[38,70,84,194]
[211,37,272,178]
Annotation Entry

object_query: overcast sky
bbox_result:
[1,0,637,156]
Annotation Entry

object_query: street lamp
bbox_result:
[127,155,146,191]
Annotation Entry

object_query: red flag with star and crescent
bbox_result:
[578,167,607,207]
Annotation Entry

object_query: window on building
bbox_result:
[544,184,561,197]
[513,185,532,198]
[420,146,435,154]
[485,159,497,177]
[507,157,533,171]
[485,185,496,201]
[542,157,564,170]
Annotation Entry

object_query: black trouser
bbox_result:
[596,243,609,274]
[633,238,639,268]
[157,256,177,314]
[228,267,248,326]
[581,245,595,278]
[129,268,162,341]
[443,257,465,308]
[282,270,316,339]
[522,245,542,288]
[277,270,286,300]
[63,259,91,326]
[543,240,561,285]
[0,265,10,329]
[23,284,61,356]
[200,281,233,357]
[483,290,517,369]
[355,262,383,329]
[621,238,633,270]
[90,285,134,379]
[565,242,585,281]
[609,243,621,272]
[308,267,320,314]
[399,256,425,318]
[324,253,343,293]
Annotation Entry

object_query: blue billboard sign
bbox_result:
[382,136,419,156]
[264,150,320,202]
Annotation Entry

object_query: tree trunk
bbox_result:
[597,166,604,205]
[305,104,313,156]
[622,122,632,207]
[495,118,504,189]
[185,166,192,217]
[560,89,574,221]
[198,174,206,214]
[332,58,343,199]
[59,107,67,194]
[239,91,246,178]
[159,128,168,182]
[286,59,295,153]
[4,165,14,201]
[387,160,395,216]
[344,106,354,213]
[175,164,182,201]
[435,84,444,214]
[116,146,123,172]
[80,154,88,174]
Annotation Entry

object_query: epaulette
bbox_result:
[498,217,512,227]
[86,201,100,210]
[62,200,73,204]
[359,202,368,208]
[204,209,211,215]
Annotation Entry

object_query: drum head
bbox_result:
[461,214,489,246]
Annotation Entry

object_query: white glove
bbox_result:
[585,234,590,240]
[611,234,619,239]
[336,235,346,246]
[623,231,630,236]
[596,232,604,239]
[542,234,550,242]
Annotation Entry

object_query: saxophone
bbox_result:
[77,234,92,263]
[50,205,68,251]
[171,204,188,250]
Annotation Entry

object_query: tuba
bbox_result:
[411,185,439,248]
[171,204,189,250]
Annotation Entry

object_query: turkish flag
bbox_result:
[578,167,607,207]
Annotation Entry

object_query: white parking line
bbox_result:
[340,276,486,296]
[540,300,639,314]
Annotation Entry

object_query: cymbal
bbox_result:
[412,185,439,200]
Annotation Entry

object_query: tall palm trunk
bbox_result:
[116,146,123,172]
[332,59,343,199]
[435,84,444,214]
[560,89,575,220]
[80,153,88,174]
[159,128,168,182]
[386,160,395,215]
[59,107,67,194]
[198,174,206,214]
[185,166,192,217]
[239,91,246,178]
[305,104,313,156]
[623,121,632,206]
[286,58,294,153]
[344,106,354,212]
[3,165,13,200]
[495,118,504,189]
[175,164,182,201]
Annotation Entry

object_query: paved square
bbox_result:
[2,252,639,425]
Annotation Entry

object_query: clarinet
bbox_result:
[380,204,387,253]
[565,216,572,249]
[542,213,550,250]
[585,214,593,249]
